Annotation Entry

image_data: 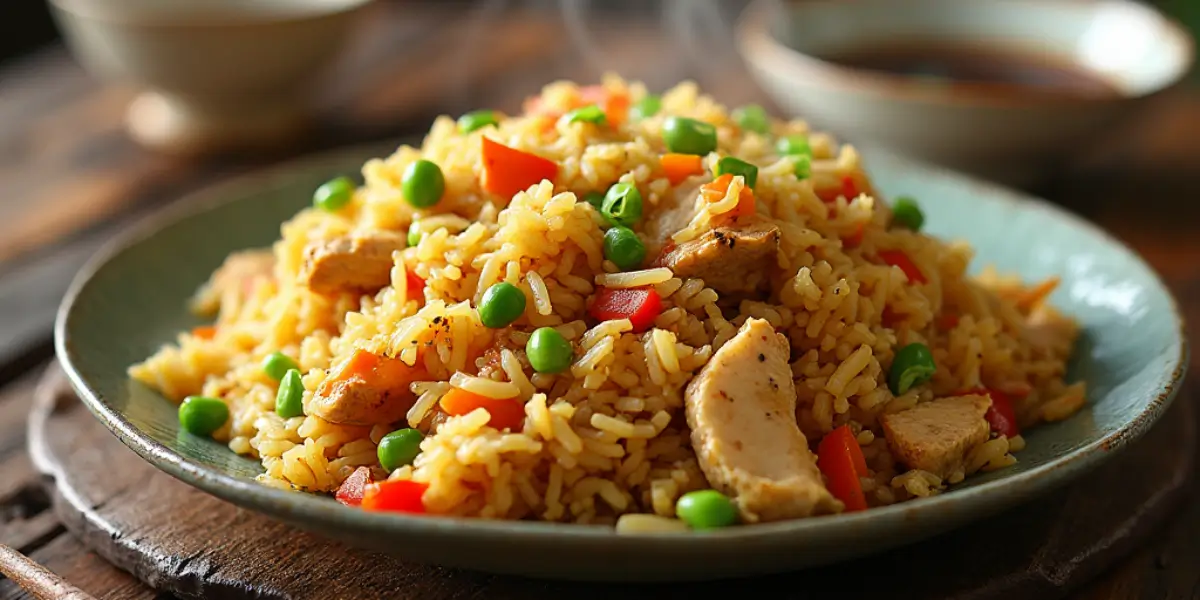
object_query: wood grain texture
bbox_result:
[27,363,1196,600]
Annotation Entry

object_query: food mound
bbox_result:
[130,76,1086,532]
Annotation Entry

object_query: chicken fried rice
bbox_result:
[129,76,1086,531]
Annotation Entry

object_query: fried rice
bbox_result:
[129,75,1085,530]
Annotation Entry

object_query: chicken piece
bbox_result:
[191,249,275,315]
[644,177,780,296]
[299,231,406,296]
[661,224,780,296]
[881,394,992,478]
[643,177,705,256]
[685,318,841,522]
[310,376,417,427]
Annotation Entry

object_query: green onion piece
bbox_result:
[776,134,812,157]
[630,95,662,121]
[561,105,607,126]
[457,110,499,134]
[793,155,812,180]
[715,156,759,189]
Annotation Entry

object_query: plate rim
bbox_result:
[53,141,1190,549]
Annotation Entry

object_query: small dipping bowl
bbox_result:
[49,0,373,156]
[737,0,1194,185]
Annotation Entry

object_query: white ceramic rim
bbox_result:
[47,0,376,27]
[736,0,1196,108]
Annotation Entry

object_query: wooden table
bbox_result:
[0,4,1197,598]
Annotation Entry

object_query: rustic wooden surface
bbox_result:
[0,2,1198,598]
[24,362,1197,600]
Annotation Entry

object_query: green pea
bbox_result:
[776,134,812,157]
[313,176,355,212]
[401,159,445,209]
[262,352,299,381]
[583,191,606,210]
[892,196,925,231]
[731,104,769,134]
[715,156,759,189]
[675,489,738,529]
[407,221,423,247]
[601,182,643,227]
[178,396,229,437]
[378,428,424,472]
[663,116,718,156]
[526,327,573,374]
[275,369,305,419]
[792,155,812,180]
[479,282,527,329]
[457,109,498,134]
[630,94,662,121]
[888,343,937,396]
[561,104,606,126]
[603,226,647,271]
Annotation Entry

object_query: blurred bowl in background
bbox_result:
[49,0,374,156]
[737,0,1194,186]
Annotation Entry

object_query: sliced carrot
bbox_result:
[701,173,756,219]
[601,91,630,127]
[191,325,217,340]
[319,349,425,396]
[661,153,705,185]
[1014,277,1060,311]
[439,388,525,431]
[480,137,559,200]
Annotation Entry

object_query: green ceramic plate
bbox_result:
[56,143,1187,582]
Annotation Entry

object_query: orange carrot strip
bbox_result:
[440,388,525,431]
[661,153,705,185]
[191,325,217,340]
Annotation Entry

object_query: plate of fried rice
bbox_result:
[57,77,1186,581]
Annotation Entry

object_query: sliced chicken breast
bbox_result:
[881,394,992,478]
[299,231,406,296]
[685,318,841,522]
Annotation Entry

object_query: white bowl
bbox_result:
[737,0,1194,185]
[49,0,374,155]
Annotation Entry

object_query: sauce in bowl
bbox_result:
[819,41,1123,99]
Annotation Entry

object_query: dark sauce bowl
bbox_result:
[737,0,1194,186]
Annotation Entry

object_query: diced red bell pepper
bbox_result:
[817,425,869,512]
[881,307,901,328]
[481,137,559,200]
[406,269,425,297]
[588,286,663,333]
[936,313,960,330]
[335,466,372,507]
[816,176,861,204]
[842,176,860,200]
[844,223,865,248]
[955,387,1021,439]
[361,480,429,514]
[878,249,927,284]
